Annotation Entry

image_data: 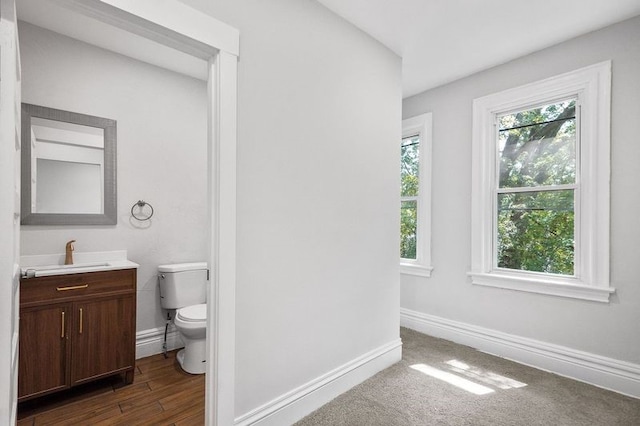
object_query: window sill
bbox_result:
[400,263,433,278]
[468,272,615,303]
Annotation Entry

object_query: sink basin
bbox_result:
[32,262,110,271]
[20,250,139,278]
[21,262,112,278]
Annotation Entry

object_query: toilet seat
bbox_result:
[177,303,206,323]
[173,303,207,374]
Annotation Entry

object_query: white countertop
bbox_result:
[21,250,138,278]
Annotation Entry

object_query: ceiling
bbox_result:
[17,0,209,81]
[316,0,640,98]
[17,1,640,98]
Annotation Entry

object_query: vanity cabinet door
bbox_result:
[18,304,70,400]
[70,295,136,385]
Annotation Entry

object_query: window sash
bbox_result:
[493,188,577,276]
[495,183,577,194]
[401,195,418,202]
[401,133,420,261]
[492,97,581,278]
[401,199,418,261]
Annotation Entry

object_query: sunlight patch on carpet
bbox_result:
[445,360,527,390]
[410,364,495,395]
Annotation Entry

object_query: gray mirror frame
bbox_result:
[21,103,117,225]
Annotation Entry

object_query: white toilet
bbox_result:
[158,262,208,374]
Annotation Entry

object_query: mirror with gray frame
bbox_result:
[21,103,117,225]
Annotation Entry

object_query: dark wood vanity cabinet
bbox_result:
[19,303,69,398]
[18,268,137,402]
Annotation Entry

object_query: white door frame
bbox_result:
[0,0,22,423]
[6,1,239,424]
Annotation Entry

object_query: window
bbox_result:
[496,98,577,275]
[469,62,614,302]
[401,135,419,260]
[400,113,433,277]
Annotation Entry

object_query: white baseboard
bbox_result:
[136,325,184,359]
[234,338,403,426]
[400,307,640,399]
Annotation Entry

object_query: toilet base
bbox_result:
[176,341,206,375]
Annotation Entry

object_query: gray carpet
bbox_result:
[296,328,640,425]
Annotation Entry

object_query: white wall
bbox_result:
[182,0,402,418]
[19,1,402,419]
[402,16,640,364]
[19,22,208,333]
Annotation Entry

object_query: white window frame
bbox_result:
[469,61,614,302]
[400,113,433,277]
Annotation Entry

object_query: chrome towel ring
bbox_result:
[131,200,154,221]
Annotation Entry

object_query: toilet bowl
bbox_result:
[174,303,207,374]
[158,262,208,375]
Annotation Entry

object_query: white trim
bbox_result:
[468,271,615,303]
[207,50,238,426]
[400,308,640,399]
[0,0,21,422]
[234,339,402,426]
[400,263,433,278]
[57,0,239,57]
[135,326,183,360]
[470,62,612,301]
[401,113,433,276]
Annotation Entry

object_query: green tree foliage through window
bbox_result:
[401,135,419,259]
[496,99,576,275]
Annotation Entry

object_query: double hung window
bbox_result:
[400,113,432,277]
[496,98,577,275]
[469,62,614,302]
[401,134,419,260]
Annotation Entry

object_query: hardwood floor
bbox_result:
[17,350,204,425]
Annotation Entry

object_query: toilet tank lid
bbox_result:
[158,262,207,273]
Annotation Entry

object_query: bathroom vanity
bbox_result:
[18,257,137,402]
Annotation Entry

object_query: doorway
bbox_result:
[3,1,238,424]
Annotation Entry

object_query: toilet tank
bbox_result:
[158,262,207,309]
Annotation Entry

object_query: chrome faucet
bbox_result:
[65,240,76,265]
